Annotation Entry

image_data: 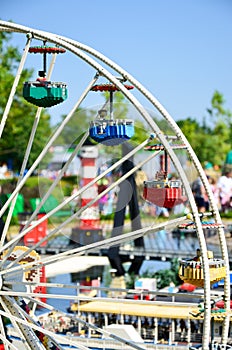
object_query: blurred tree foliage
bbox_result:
[0,31,51,172]
[53,107,96,147]
[177,91,232,167]
[139,258,182,289]
[1,30,231,173]
[154,258,182,289]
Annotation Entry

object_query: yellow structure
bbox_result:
[179,251,226,288]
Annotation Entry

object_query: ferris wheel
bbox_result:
[0,20,230,350]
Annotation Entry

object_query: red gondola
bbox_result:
[143,147,186,209]
[143,171,187,209]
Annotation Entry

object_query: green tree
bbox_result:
[0,31,51,172]
[54,107,96,147]
[207,90,232,149]
[139,258,181,289]
[176,91,231,167]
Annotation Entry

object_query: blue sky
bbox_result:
[1,0,232,126]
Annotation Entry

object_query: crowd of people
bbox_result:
[71,165,232,218]
[191,167,232,214]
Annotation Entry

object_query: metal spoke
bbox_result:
[0,20,229,350]
[0,53,57,249]
[1,135,152,259]
[0,307,90,350]
[1,215,187,279]
[0,35,32,138]
[0,74,99,219]
[0,296,32,350]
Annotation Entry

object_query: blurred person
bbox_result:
[97,178,109,215]
[36,70,47,84]
[208,176,220,209]
[193,248,201,261]
[70,185,80,213]
[191,176,209,212]
[217,169,232,213]
[0,162,8,179]
[135,167,147,202]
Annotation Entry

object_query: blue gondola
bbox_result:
[89,118,134,146]
[90,82,135,145]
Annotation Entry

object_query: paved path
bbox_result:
[37,218,230,261]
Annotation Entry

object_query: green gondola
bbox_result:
[23,44,68,108]
[23,81,68,108]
